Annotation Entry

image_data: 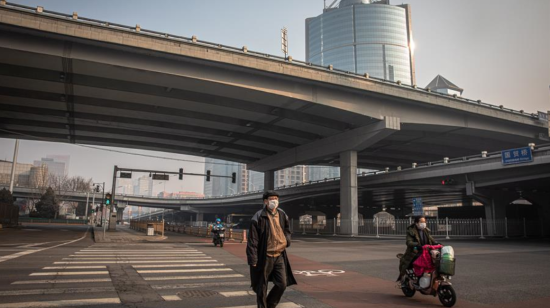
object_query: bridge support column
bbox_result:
[264,170,275,191]
[339,150,358,236]
[523,192,550,237]
[116,208,124,223]
[196,212,203,222]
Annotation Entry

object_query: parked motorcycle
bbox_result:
[212,226,225,247]
[397,246,457,307]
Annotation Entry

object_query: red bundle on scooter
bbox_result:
[413,244,443,276]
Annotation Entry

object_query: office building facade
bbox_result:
[306,0,415,85]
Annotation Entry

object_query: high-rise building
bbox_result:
[46,155,70,175]
[118,178,133,195]
[33,157,67,177]
[29,164,48,188]
[134,175,153,196]
[203,158,244,197]
[248,170,264,192]
[306,0,415,85]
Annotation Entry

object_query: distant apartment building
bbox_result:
[275,165,308,188]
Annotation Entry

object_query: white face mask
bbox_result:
[417,222,427,230]
[267,200,279,211]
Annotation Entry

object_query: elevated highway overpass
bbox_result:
[1,2,548,234]
[8,144,550,235]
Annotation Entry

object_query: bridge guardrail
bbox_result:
[1,1,545,121]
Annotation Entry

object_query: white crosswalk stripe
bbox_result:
[12,278,112,285]
[2,244,303,308]
[54,259,216,264]
[30,271,109,276]
[132,263,225,268]
[62,256,207,260]
[137,268,232,274]
[144,274,245,281]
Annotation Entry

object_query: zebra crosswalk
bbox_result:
[0,244,303,308]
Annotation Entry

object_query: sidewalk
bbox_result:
[92,225,213,244]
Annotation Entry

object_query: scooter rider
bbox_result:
[398,216,439,282]
[213,218,224,229]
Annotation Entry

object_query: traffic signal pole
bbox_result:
[108,166,118,231]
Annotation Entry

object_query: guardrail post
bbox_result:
[376,217,380,238]
[316,224,320,236]
[333,218,337,236]
[445,217,450,239]
[479,217,485,239]
[302,223,306,235]
[505,217,509,239]
[523,217,527,238]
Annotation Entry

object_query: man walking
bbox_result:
[246,190,297,308]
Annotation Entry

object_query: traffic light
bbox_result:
[441,179,456,185]
[179,168,183,180]
[105,193,112,206]
[231,172,236,184]
[206,170,211,182]
[95,185,100,193]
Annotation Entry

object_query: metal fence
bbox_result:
[292,218,541,238]
[18,217,87,225]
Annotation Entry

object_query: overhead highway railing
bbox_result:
[0,1,546,121]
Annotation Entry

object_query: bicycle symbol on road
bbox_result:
[293,269,346,277]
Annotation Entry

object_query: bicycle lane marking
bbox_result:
[221,242,484,308]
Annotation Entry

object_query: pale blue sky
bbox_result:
[1,0,549,192]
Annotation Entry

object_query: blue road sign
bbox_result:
[502,147,533,165]
[412,198,423,216]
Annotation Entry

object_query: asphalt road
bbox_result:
[1,225,549,308]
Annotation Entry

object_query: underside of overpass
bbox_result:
[1,4,548,234]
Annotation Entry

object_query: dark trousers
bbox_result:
[257,255,287,308]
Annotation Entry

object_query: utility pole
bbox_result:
[8,140,19,193]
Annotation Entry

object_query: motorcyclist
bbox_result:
[213,218,224,230]
[398,216,439,283]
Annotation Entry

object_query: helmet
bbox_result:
[216,218,221,223]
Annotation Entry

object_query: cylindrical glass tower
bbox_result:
[306,0,415,85]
